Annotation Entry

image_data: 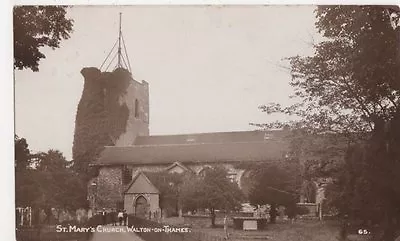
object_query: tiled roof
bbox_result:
[93,140,290,166]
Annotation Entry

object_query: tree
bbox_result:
[13,6,73,72]
[34,149,68,171]
[248,163,300,223]
[180,166,244,227]
[254,5,400,239]
[256,6,399,135]
[324,115,400,240]
[15,135,31,171]
[145,171,186,216]
[15,137,87,225]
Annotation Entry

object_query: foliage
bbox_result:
[324,114,400,240]
[180,166,244,227]
[285,204,310,219]
[13,6,73,72]
[248,162,300,223]
[72,69,130,174]
[255,6,399,135]
[15,136,88,223]
[253,5,400,239]
[145,171,186,215]
[15,135,31,171]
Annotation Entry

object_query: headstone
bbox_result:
[243,220,257,230]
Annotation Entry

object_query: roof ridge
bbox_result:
[104,140,284,148]
[134,129,285,138]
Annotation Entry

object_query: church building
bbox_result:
[73,17,325,218]
[80,67,307,218]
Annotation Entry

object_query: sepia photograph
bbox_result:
[13,4,400,241]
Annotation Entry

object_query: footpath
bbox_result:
[89,225,145,241]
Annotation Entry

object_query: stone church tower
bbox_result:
[72,13,149,172]
[72,67,149,172]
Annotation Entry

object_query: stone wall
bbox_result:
[73,67,150,172]
[95,166,124,210]
[92,164,167,211]
[92,161,252,211]
[115,78,149,146]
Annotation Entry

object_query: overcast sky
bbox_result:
[15,5,320,160]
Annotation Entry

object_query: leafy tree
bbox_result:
[253,5,400,239]
[15,137,87,225]
[145,171,186,216]
[15,135,31,171]
[13,6,73,72]
[324,115,400,240]
[248,163,300,223]
[34,149,68,171]
[180,166,244,227]
[180,176,204,214]
[256,6,399,135]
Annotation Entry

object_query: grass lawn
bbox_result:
[193,220,370,241]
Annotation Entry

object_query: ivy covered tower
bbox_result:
[72,13,149,173]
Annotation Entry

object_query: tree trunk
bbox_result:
[270,203,277,224]
[339,215,349,241]
[382,213,396,241]
[210,208,216,228]
[44,207,52,224]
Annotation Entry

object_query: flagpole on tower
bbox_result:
[118,12,122,68]
[99,12,132,72]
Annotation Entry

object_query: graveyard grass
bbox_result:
[192,220,369,241]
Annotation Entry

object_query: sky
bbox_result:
[14,5,320,160]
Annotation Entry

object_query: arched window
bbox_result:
[135,99,139,118]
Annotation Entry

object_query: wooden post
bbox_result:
[21,208,24,226]
[29,207,32,227]
[319,200,323,221]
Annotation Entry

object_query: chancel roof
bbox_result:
[92,130,291,166]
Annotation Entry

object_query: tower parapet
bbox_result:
[72,67,149,171]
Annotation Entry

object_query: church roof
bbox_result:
[93,130,291,166]
[133,130,288,145]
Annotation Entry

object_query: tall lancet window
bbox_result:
[135,99,139,118]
